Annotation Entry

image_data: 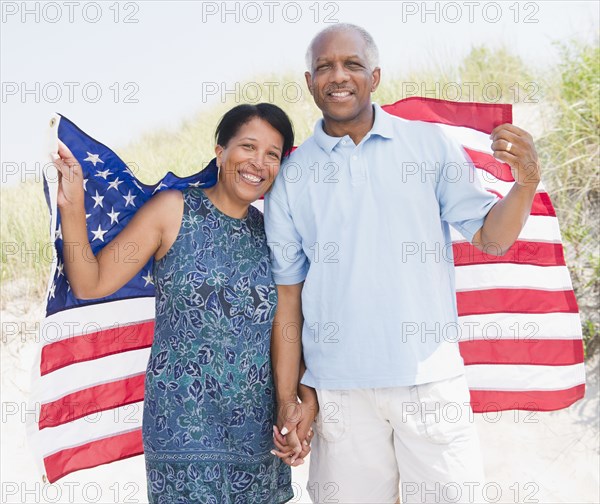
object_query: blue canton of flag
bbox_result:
[44,114,218,317]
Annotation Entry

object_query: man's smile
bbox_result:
[326,89,355,101]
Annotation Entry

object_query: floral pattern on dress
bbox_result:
[143,188,292,504]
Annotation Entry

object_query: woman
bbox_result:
[53,103,311,503]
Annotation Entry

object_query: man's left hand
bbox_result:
[490,124,541,188]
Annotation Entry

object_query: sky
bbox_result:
[1,0,598,186]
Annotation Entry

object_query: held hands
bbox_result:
[271,386,319,466]
[490,124,541,188]
[52,140,85,209]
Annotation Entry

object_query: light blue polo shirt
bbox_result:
[264,103,499,389]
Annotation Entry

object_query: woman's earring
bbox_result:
[217,163,221,180]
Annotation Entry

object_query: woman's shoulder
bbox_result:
[144,188,185,238]
[152,188,183,200]
[139,188,184,218]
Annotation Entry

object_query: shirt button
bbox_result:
[341,140,347,145]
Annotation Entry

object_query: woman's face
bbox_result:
[215,117,284,206]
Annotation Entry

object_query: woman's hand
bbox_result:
[271,389,318,466]
[272,422,314,467]
[272,399,303,463]
[53,140,85,210]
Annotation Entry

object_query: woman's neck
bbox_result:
[202,184,248,219]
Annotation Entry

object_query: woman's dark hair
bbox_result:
[215,103,295,159]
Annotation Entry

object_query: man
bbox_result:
[266,23,540,503]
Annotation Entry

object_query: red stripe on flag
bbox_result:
[466,148,514,181]
[41,321,154,376]
[453,241,566,267]
[39,374,145,430]
[469,384,586,413]
[479,191,555,217]
[44,429,143,483]
[457,289,579,316]
[531,192,557,216]
[459,339,584,366]
[382,97,512,134]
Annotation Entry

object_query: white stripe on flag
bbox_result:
[455,264,574,291]
[465,362,586,391]
[41,297,155,344]
[40,402,143,458]
[438,122,495,154]
[33,347,151,403]
[457,312,583,341]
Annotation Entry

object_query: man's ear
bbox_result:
[304,71,314,96]
[371,67,381,92]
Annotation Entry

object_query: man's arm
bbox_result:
[472,123,541,255]
[297,355,318,440]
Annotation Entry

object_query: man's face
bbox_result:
[305,30,380,125]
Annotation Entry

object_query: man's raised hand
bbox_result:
[490,124,540,188]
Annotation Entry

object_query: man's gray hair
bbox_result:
[305,23,380,72]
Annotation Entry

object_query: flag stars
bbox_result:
[48,282,56,299]
[84,152,104,167]
[56,261,64,277]
[95,169,113,180]
[54,224,62,241]
[91,190,104,208]
[91,224,108,242]
[107,177,124,191]
[188,181,202,187]
[107,207,120,225]
[123,190,137,207]
[142,271,154,287]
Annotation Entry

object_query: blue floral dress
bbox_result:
[142,188,293,504]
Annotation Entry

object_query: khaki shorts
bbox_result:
[307,374,485,503]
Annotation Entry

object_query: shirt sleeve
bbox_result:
[435,130,500,243]
[263,175,309,285]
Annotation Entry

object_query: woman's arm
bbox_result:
[271,282,304,460]
[272,342,319,466]
[54,140,183,299]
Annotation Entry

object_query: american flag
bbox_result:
[382,98,585,412]
[27,99,585,483]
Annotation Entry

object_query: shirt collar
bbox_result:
[313,103,394,154]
